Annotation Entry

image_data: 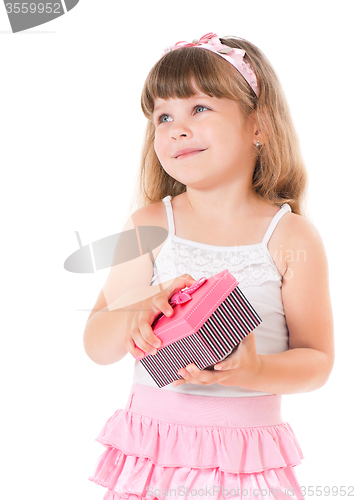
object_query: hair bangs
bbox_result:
[141,47,254,121]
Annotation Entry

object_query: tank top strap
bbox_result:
[261,203,292,248]
[162,195,176,237]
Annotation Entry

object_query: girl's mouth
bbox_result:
[175,149,206,159]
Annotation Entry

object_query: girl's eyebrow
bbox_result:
[153,103,165,112]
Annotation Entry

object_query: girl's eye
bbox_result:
[195,105,208,113]
[158,114,172,124]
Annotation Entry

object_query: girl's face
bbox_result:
[152,88,258,190]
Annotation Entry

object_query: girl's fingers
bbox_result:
[125,274,197,360]
[139,275,197,351]
[138,311,163,350]
[126,336,145,359]
[176,364,214,385]
[172,379,186,387]
[131,315,156,355]
[214,345,240,370]
[127,314,147,356]
[166,274,197,298]
[123,306,144,358]
[154,274,196,313]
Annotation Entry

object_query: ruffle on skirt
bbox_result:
[89,384,305,500]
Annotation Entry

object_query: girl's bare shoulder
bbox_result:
[128,200,168,231]
[269,209,327,277]
[273,210,323,248]
[129,201,170,262]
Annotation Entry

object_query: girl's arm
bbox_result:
[83,211,154,365]
[174,215,335,394]
[83,205,171,365]
[248,214,335,394]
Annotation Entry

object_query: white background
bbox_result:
[1,1,355,499]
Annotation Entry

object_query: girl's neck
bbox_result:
[182,186,269,223]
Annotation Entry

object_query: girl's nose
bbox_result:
[171,122,192,140]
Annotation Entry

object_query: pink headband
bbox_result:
[161,32,259,98]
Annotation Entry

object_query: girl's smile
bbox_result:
[174,148,207,160]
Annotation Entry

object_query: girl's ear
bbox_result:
[254,128,265,146]
[253,105,273,146]
[249,112,265,147]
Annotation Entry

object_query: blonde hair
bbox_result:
[129,36,308,216]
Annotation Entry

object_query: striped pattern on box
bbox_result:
[140,286,262,388]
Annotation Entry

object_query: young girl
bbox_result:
[84,33,334,500]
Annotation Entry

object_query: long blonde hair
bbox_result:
[129,36,308,216]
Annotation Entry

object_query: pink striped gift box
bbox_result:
[134,269,262,388]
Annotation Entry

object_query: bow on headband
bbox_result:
[162,32,259,97]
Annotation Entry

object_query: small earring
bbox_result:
[256,141,260,148]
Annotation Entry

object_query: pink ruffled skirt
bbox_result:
[89,383,305,500]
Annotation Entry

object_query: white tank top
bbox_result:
[132,195,292,397]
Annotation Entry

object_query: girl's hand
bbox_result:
[172,332,262,388]
[124,274,197,359]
